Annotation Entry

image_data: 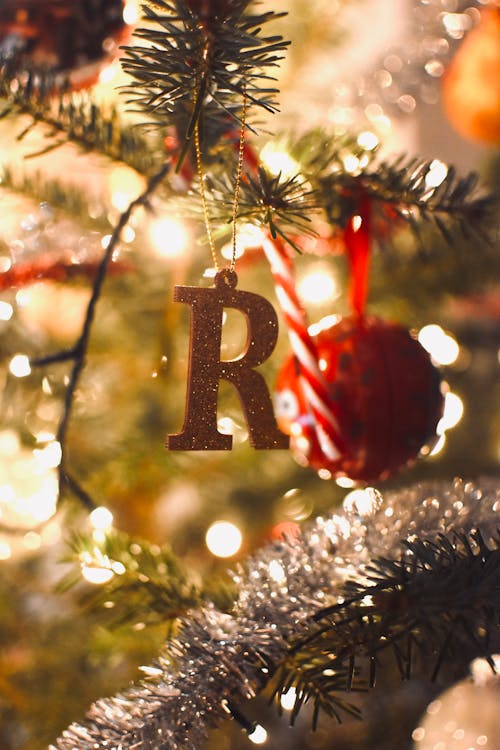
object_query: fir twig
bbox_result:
[0,63,163,174]
[121,0,289,163]
[273,530,500,727]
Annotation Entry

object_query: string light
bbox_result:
[248,724,268,745]
[123,1,140,25]
[280,687,297,711]
[418,324,460,366]
[0,301,13,321]
[149,217,189,258]
[438,391,464,433]
[205,521,242,558]
[298,266,340,306]
[89,506,114,531]
[9,354,31,378]
[259,143,299,178]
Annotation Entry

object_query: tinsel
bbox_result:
[52,478,500,750]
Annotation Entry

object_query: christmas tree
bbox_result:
[0,2,499,749]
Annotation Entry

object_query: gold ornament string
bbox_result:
[194,84,247,274]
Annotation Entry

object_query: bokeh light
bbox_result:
[205,521,242,558]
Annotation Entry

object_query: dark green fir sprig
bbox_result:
[121,0,289,164]
[0,62,164,174]
[60,528,236,629]
[270,530,500,728]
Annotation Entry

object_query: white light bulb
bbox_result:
[89,506,114,531]
[205,521,242,558]
[9,354,31,378]
[280,687,297,711]
[248,724,268,745]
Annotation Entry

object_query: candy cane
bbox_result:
[262,234,344,461]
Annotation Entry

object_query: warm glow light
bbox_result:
[80,548,115,585]
[343,487,381,516]
[268,560,286,584]
[123,1,140,24]
[298,267,339,305]
[425,160,448,189]
[33,441,62,470]
[0,542,11,561]
[429,433,446,456]
[357,131,379,150]
[280,687,297,711]
[222,223,265,260]
[438,391,464,433]
[149,217,189,258]
[0,301,13,321]
[9,354,31,377]
[248,725,268,745]
[109,168,145,211]
[335,476,356,489]
[418,324,459,365]
[260,143,299,178]
[205,521,242,558]
[89,506,114,531]
[98,62,119,85]
[343,154,360,173]
[81,565,115,585]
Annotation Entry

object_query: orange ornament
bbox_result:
[442,6,500,145]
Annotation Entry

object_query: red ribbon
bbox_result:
[343,195,372,317]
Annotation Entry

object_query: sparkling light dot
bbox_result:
[418,324,459,365]
[0,542,12,560]
[9,354,31,378]
[205,521,242,558]
[343,488,381,516]
[149,217,189,258]
[268,560,286,584]
[0,301,13,321]
[248,724,268,745]
[89,506,114,531]
[280,687,296,711]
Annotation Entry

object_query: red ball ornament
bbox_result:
[275,315,444,482]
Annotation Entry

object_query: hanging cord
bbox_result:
[194,84,247,273]
[194,120,219,271]
[230,83,247,272]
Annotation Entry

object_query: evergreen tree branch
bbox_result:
[121,0,289,163]
[272,530,500,726]
[0,63,164,175]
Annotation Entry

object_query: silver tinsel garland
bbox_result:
[52,478,500,750]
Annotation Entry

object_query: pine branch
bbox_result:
[0,63,164,175]
[317,154,496,241]
[51,479,500,750]
[59,526,237,629]
[278,529,500,727]
[121,0,289,161]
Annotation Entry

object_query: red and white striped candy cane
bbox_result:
[262,234,344,461]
